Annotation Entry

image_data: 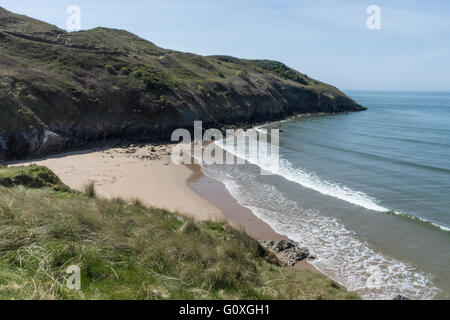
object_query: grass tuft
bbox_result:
[0,165,359,300]
[0,165,69,191]
[179,220,200,234]
[83,181,96,198]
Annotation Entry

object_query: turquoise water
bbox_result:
[282,91,450,231]
[201,91,450,299]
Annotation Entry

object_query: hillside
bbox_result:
[0,164,359,299]
[0,7,365,161]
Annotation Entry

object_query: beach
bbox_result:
[11,144,224,221]
[9,143,320,274]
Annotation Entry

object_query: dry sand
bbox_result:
[10,144,224,221]
[10,143,320,274]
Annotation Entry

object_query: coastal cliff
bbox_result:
[0,7,365,161]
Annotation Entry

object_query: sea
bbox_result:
[200,91,450,300]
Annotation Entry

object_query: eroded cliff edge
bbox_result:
[0,7,365,161]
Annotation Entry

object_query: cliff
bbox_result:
[0,7,365,161]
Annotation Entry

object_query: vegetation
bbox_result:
[0,7,363,162]
[0,165,359,300]
[254,60,309,85]
[83,181,96,198]
[0,164,69,191]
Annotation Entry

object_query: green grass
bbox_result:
[0,164,69,191]
[253,60,309,85]
[0,165,359,300]
[0,6,361,146]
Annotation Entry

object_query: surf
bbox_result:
[216,138,389,212]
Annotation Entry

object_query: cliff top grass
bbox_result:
[0,165,359,300]
[0,7,352,135]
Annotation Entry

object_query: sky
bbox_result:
[1,0,449,91]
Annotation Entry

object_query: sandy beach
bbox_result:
[10,144,224,221]
[10,143,320,274]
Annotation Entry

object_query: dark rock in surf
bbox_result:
[393,295,410,300]
[260,240,313,266]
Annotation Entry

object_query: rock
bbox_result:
[273,240,296,252]
[0,135,7,150]
[285,247,310,266]
[0,177,13,187]
[393,295,410,300]
[38,130,67,154]
[259,240,274,249]
[259,240,313,266]
[0,9,366,161]
[260,239,296,252]
[0,134,8,161]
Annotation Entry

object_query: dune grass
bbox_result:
[0,164,69,191]
[0,166,359,300]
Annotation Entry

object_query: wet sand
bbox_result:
[9,144,224,221]
[186,164,288,241]
[9,143,320,274]
[186,163,321,274]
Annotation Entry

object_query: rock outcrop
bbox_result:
[393,295,410,300]
[260,240,315,267]
[0,7,366,161]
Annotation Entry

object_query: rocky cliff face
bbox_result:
[0,7,365,161]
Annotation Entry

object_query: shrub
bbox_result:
[120,67,131,75]
[180,221,200,234]
[159,95,168,106]
[132,70,143,78]
[255,60,308,85]
[105,64,117,75]
[236,70,248,78]
[0,165,69,190]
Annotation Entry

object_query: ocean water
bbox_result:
[200,91,450,299]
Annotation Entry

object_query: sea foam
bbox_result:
[201,162,442,300]
[215,137,450,233]
[203,139,443,299]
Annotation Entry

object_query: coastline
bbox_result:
[9,143,323,276]
[186,163,322,275]
[8,144,224,222]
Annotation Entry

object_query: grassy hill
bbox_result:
[0,7,365,161]
[0,164,359,300]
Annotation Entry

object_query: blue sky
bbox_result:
[1,0,449,90]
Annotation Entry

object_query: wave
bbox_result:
[216,138,388,212]
[199,163,442,299]
[346,131,450,149]
[388,211,450,233]
[215,137,450,233]
[288,139,450,176]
